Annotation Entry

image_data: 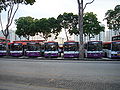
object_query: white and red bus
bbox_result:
[0,37,10,42]
[103,41,120,58]
[44,41,60,58]
[112,35,120,41]
[63,41,79,58]
[84,41,103,58]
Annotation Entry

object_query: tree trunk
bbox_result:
[64,28,69,41]
[5,35,9,57]
[78,0,84,59]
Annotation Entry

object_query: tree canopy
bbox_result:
[15,17,61,41]
[15,16,36,40]
[105,5,120,35]
[57,12,78,41]
[0,0,36,39]
[83,12,105,39]
[15,12,105,41]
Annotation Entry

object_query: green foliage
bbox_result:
[57,12,104,40]
[57,12,78,40]
[15,16,36,40]
[15,16,61,41]
[35,18,51,41]
[105,5,120,34]
[48,17,61,39]
[0,0,36,12]
[35,17,61,41]
[83,12,105,38]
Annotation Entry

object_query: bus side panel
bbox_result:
[0,51,7,56]
[26,51,41,57]
[63,51,79,58]
[86,51,103,58]
[44,51,59,57]
[10,51,23,57]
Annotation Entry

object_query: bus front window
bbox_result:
[88,43,102,51]
[112,43,120,51]
[45,44,57,51]
[11,45,22,51]
[28,44,40,51]
[0,44,6,50]
[64,44,78,51]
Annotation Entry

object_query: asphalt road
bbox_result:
[0,58,120,90]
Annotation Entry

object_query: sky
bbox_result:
[1,0,120,31]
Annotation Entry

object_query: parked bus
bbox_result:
[9,42,26,57]
[13,40,45,43]
[112,35,120,41]
[11,40,45,57]
[44,41,59,58]
[84,41,103,58]
[63,41,79,58]
[0,42,7,56]
[25,42,41,57]
[103,41,120,58]
[0,37,10,42]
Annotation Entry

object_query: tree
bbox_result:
[35,17,61,41]
[68,12,105,40]
[15,16,36,40]
[77,0,95,59]
[83,12,105,40]
[105,5,120,35]
[48,17,61,39]
[57,12,78,41]
[35,18,52,41]
[0,0,36,56]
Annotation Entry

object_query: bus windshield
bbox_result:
[88,42,102,51]
[112,42,120,51]
[0,44,6,50]
[27,43,40,51]
[64,42,79,51]
[11,44,23,51]
[45,43,58,51]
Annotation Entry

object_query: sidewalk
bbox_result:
[1,56,120,61]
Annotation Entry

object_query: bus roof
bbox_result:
[112,35,120,37]
[13,40,45,43]
[45,41,58,43]
[87,41,102,42]
[65,41,78,43]
[0,37,10,42]
[103,42,111,44]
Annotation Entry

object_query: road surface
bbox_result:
[0,58,120,90]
